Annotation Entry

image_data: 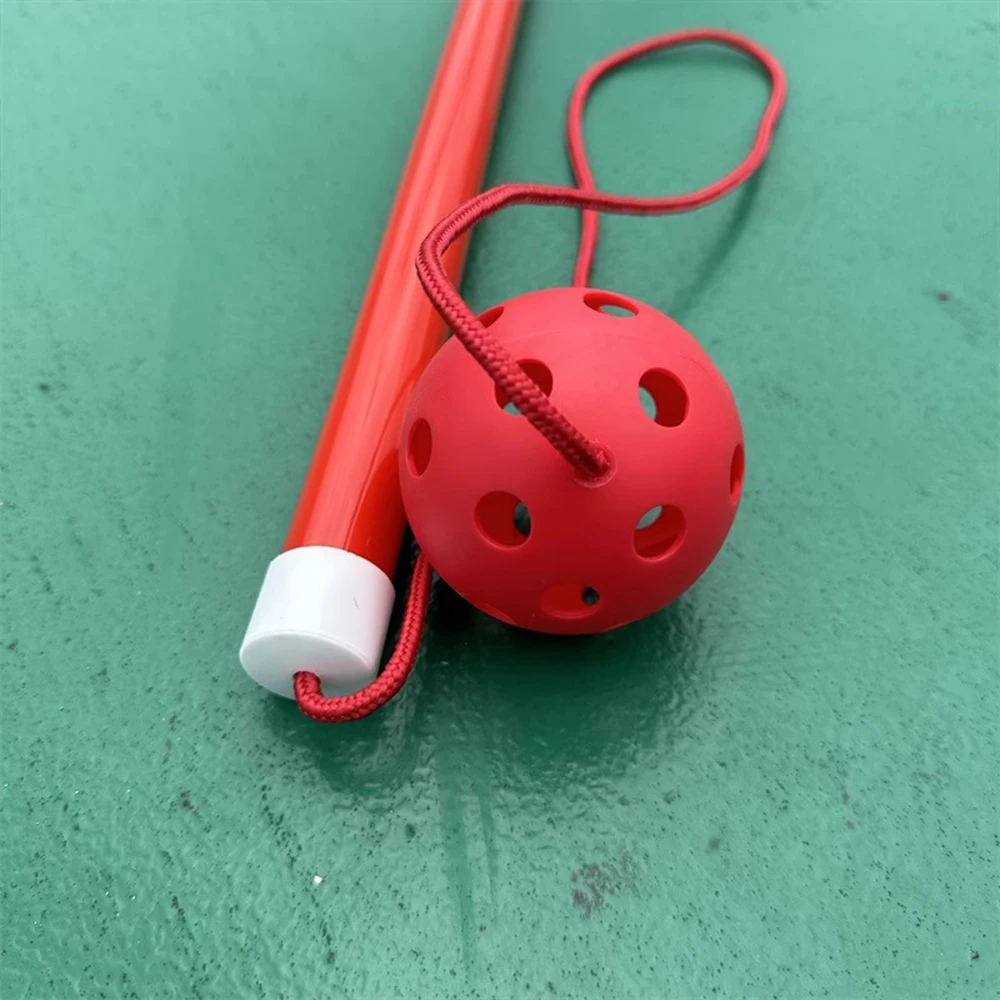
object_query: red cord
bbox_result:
[294,551,432,722]
[295,28,786,721]
[416,29,785,479]
[566,29,786,287]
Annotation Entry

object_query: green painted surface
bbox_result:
[2,1,997,997]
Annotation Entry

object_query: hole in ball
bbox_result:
[730,443,745,503]
[513,500,532,537]
[636,504,662,530]
[479,304,504,328]
[634,505,685,559]
[540,583,601,618]
[475,491,530,548]
[638,386,657,421]
[495,360,554,415]
[477,602,516,626]
[638,370,688,427]
[583,291,638,318]
[407,418,432,477]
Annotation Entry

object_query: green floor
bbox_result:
[3,1,997,998]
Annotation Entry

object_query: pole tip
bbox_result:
[240,546,395,699]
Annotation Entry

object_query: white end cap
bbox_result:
[240,546,395,699]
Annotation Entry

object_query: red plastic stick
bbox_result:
[288,0,522,576]
[240,0,523,699]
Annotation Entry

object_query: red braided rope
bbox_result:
[566,28,786,287]
[294,552,432,722]
[295,28,786,721]
[416,29,786,479]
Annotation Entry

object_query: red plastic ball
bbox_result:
[399,287,745,634]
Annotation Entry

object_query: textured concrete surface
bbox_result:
[2,1,997,998]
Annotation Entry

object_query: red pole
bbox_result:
[242,0,523,698]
